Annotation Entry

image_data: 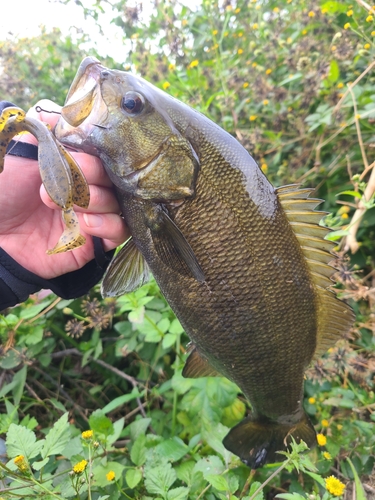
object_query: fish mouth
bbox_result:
[55,57,108,153]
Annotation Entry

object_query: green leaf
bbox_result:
[41,413,70,459]
[206,474,229,491]
[247,481,264,500]
[320,1,348,13]
[145,463,177,496]
[162,333,177,349]
[49,398,67,413]
[12,365,27,405]
[155,437,189,462]
[131,434,147,466]
[337,190,362,199]
[32,457,49,471]
[194,456,225,478]
[325,229,349,241]
[328,60,340,83]
[89,410,114,437]
[169,318,184,334]
[167,486,190,500]
[24,326,44,346]
[92,461,126,487]
[19,301,51,320]
[107,417,125,446]
[305,471,326,488]
[128,417,152,441]
[6,423,44,459]
[126,468,143,489]
[347,457,367,500]
[276,494,307,500]
[102,389,143,414]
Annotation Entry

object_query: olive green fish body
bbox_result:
[55,58,354,468]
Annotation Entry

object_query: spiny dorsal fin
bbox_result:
[101,237,150,297]
[276,184,354,356]
[182,345,222,378]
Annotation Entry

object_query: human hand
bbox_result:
[0,99,128,279]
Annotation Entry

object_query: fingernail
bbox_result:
[83,214,103,227]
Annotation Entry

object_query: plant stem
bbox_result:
[248,459,291,500]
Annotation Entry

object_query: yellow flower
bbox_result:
[235,7,241,13]
[287,37,292,43]
[261,163,268,173]
[337,424,343,430]
[287,0,292,3]
[346,9,353,16]
[302,29,307,35]
[367,15,374,21]
[322,419,329,428]
[364,43,371,49]
[162,81,171,90]
[317,433,327,446]
[249,115,257,121]
[308,11,315,17]
[243,82,249,88]
[273,7,280,13]
[337,82,344,88]
[81,430,93,439]
[106,470,116,481]
[252,23,258,29]
[325,476,346,496]
[189,60,199,68]
[237,49,244,54]
[265,68,272,75]
[355,113,361,119]
[225,4,232,11]
[224,31,229,36]
[344,22,350,29]
[323,451,332,460]
[341,213,349,219]
[168,63,175,70]
[238,32,243,37]
[332,45,337,51]
[212,29,218,35]
[308,397,316,404]
[252,62,257,67]
[372,30,375,35]
[321,8,328,14]
[73,459,88,474]
[263,99,269,105]
[14,455,28,473]
[338,92,344,98]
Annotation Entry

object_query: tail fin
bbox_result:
[223,412,316,469]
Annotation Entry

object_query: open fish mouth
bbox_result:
[55,57,108,152]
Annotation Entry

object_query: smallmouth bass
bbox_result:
[55,57,354,468]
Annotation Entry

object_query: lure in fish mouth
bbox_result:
[55,57,354,468]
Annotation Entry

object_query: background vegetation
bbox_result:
[0,0,374,498]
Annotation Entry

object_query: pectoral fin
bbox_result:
[182,346,221,378]
[101,237,150,297]
[149,207,205,282]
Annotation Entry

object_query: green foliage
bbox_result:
[1,0,375,498]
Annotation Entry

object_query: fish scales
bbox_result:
[55,57,354,468]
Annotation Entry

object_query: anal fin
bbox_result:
[182,346,221,378]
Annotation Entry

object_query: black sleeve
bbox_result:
[0,244,115,311]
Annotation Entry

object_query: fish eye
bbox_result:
[121,92,145,115]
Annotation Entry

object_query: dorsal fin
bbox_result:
[276,184,354,357]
